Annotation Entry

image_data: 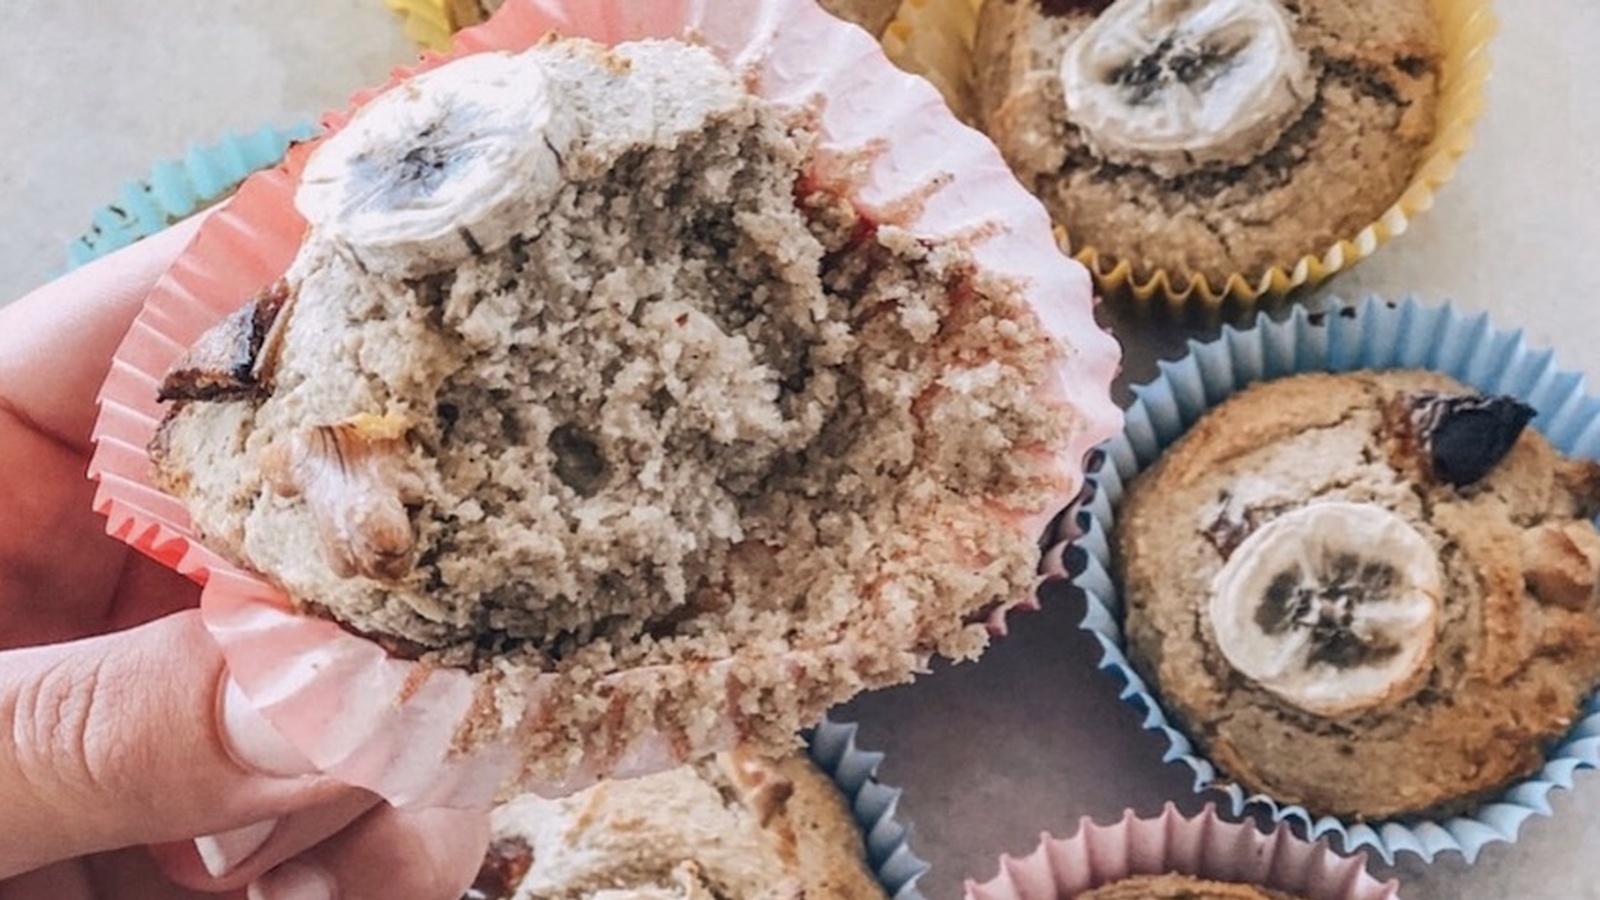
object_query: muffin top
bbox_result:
[462,751,885,900]
[150,37,1078,785]
[1078,873,1303,900]
[1117,370,1600,819]
[973,0,1441,288]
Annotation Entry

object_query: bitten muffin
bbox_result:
[1079,874,1303,900]
[1117,370,1600,819]
[463,751,885,899]
[973,0,1441,288]
[149,38,1077,783]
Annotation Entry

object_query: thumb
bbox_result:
[0,610,346,878]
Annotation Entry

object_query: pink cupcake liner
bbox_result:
[88,0,1121,808]
[966,804,1400,900]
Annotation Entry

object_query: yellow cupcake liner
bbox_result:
[394,0,930,61]
[383,0,984,122]
[892,0,1497,310]
[380,0,487,51]
[883,0,983,125]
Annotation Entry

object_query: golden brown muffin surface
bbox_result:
[463,751,885,899]
[974,0,1441,288]
[1117,371,1600,819]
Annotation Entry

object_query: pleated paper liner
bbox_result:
[889,0,1496,310]
[1052,297,1600,864]
[88,0,1122,808]
[810,718,932,900]
[64,123,316,271]
[965,804,1400,900]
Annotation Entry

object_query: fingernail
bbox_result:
[218,676,318,777]
[194,818,279,878]
[248,860,337,900]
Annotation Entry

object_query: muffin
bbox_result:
[147,37,1086,787]
[972,0,1442,292]
[1079,875,1304,900]
[1116,369,1600,820]
[463,750,886,899]
[964,804,1398,900]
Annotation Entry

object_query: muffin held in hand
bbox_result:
[149,37,1083,784]
[463,751,885,899]
[973,0,1441,292]
[1080,874,1306,900]
[1117,370,1600,819]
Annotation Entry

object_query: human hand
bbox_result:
[0,216,488,899]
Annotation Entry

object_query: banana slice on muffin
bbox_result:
[1058,0,1315,178]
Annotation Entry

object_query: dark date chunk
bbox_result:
[1039,0,1114,16]
[158,278,293,402]
[462,837,533,900]
[1404,392,1537,487]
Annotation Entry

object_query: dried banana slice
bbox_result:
[296,51,574,278]
[1059,0,1314,178]
[1208,502,1442,717]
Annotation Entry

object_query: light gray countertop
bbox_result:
[3,1,1597,898]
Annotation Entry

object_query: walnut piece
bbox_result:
[1521,521,1600,611]
[261,414,425,581]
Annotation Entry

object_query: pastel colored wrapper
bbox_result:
[1054,296,1600,864]
[893,0,1496,309]
[87,0,1122,808]
[964,804,1399,900]
[64,123,316,271]
[809,718,932,900]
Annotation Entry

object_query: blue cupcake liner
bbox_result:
[63,121,316,271]
[1071,295,1600,865]
[808,717,931,900]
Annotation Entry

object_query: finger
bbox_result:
[0,610,349,879]
[149,790,381,891]
[0,211,210,452]
[1,849,248,900]
[247,806,490,900]
[0,409,204,649]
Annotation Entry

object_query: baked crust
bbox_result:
[973,0,1441,287]
[1117,371,1600,819]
